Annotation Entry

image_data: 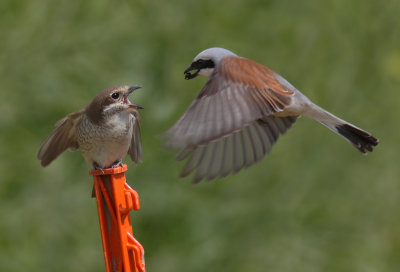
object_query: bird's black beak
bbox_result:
[184,65,199,80]
[126,86,144,110]
[131,103,144,110]
[128,85,142,94]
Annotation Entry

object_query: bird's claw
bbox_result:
[110,159,123,168]
[93,162,105,174]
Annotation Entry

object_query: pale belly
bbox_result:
[78,114,134,168]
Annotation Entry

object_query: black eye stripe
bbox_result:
[192,59,215,69]
[111,92,119,99]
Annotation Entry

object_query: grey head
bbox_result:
[184,47,237,79]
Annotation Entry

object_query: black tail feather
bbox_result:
[336,124,379,153]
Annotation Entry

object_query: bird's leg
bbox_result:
[110,159,123,168]
[93,162,105,174]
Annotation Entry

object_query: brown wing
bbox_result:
[37,109,84,167]
[177,116,297,183]
[164,56,296,150]
[128,111,142,164]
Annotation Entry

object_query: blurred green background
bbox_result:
[1,0,399,271]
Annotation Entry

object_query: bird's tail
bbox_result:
[303,104,379,153]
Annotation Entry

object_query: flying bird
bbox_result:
[38,85,143,170]
[164,47,379,183]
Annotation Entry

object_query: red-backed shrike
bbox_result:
[164,47,379,183]
[38,85,143,170]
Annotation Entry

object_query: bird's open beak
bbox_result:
[126,86,144,110]
[184,65,199,80]
[130,103,144,110]
[128,85,142,94]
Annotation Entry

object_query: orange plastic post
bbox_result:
[90,164,145,272]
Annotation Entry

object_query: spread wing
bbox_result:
[37,108,84,167]
[163,56,298,182]
[164,56,296,150]
[128,111,142,163]
[178,116,297,183]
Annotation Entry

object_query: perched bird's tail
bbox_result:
[303,104,379,153]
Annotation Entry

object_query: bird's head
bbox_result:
[184,47,237,80]
[86,85,143,123]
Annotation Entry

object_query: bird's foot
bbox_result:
[110,159,123,168]
[92,162,105,174]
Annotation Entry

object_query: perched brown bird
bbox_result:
[164,47,379,183]
[38,85,143,170]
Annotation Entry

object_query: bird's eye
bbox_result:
[111,92,119,99]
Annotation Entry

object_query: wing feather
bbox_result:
[177,116,297,182]
[128,111,142,164]
[220,135,234,178]
[180,146,206,178]
[247,123,264,162]
[233,132,245,173]
[253,120,272,154]
[192,143,215,183]
[37,109,84,167]
[164,55,299,182]
[164,57,296,150]
[241,127,255,168]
